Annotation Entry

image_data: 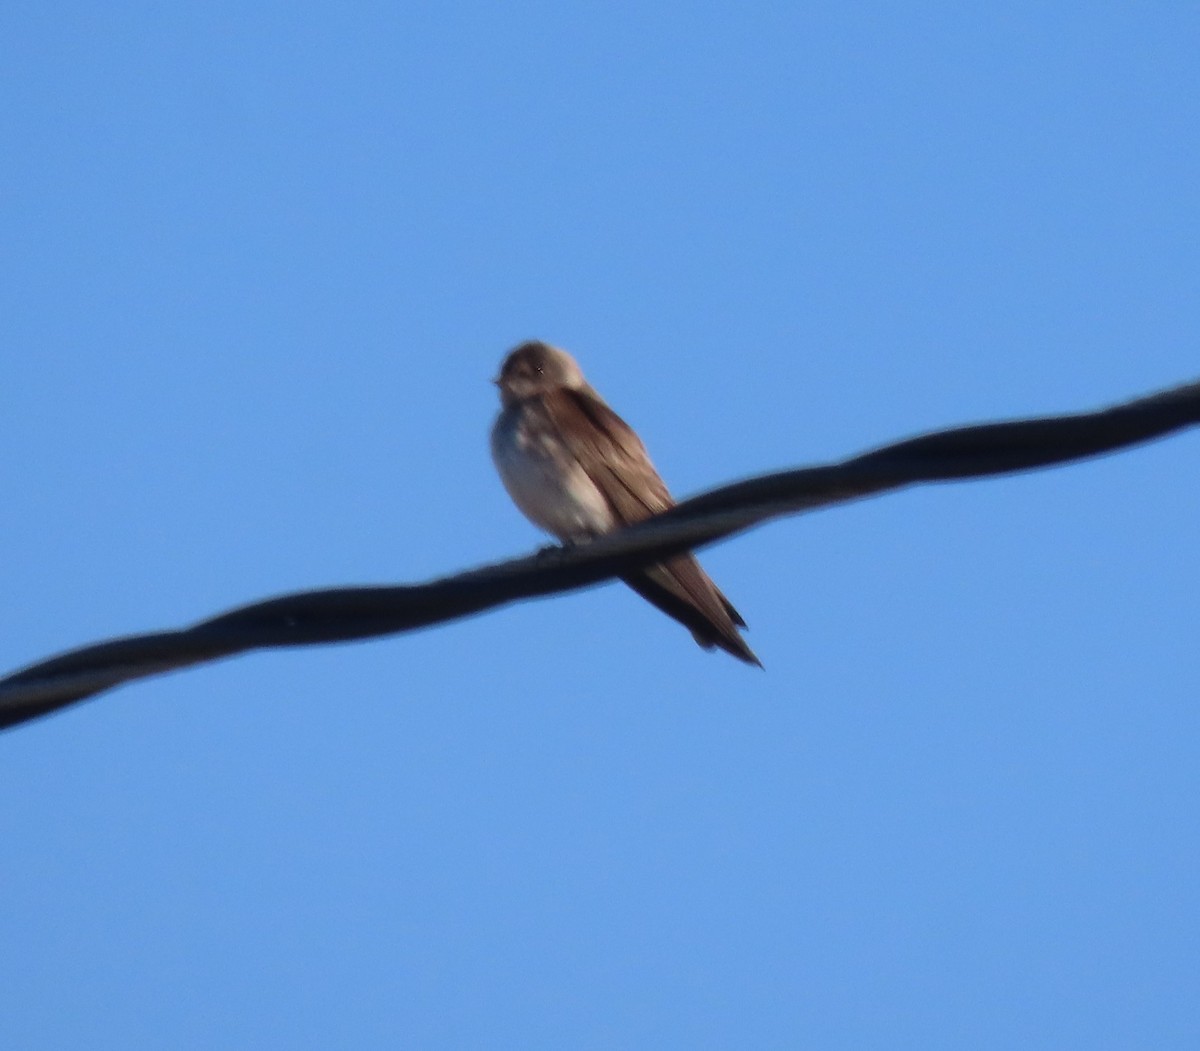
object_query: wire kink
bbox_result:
[3,377,1198,732]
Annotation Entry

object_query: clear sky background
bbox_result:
[2,3,1198,1048]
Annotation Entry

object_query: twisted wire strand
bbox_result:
[3,377,1197,732]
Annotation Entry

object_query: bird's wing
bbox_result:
[538,388,755,661]
[538,387,673,524]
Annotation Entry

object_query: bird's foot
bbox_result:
[534,536,591,561]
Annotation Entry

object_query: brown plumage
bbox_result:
[491,340,760,666]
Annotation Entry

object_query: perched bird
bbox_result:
[490,340,760,666]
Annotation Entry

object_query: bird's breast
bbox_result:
[491,405,615,540]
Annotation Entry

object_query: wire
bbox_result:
[3,376,1197,732]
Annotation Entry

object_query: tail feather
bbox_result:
[621,555,761,667]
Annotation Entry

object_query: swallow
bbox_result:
[490,340,760,665]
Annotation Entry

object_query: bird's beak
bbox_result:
[491,376,501,386]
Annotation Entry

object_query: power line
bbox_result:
[3,376,1197,732]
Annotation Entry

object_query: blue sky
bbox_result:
[2,3,1198,1047]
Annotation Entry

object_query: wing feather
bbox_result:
[537,388,758,664]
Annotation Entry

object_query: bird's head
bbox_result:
[494,341,586,406]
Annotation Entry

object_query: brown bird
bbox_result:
[490,340,760,665]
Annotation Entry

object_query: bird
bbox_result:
[490,340,760,666]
